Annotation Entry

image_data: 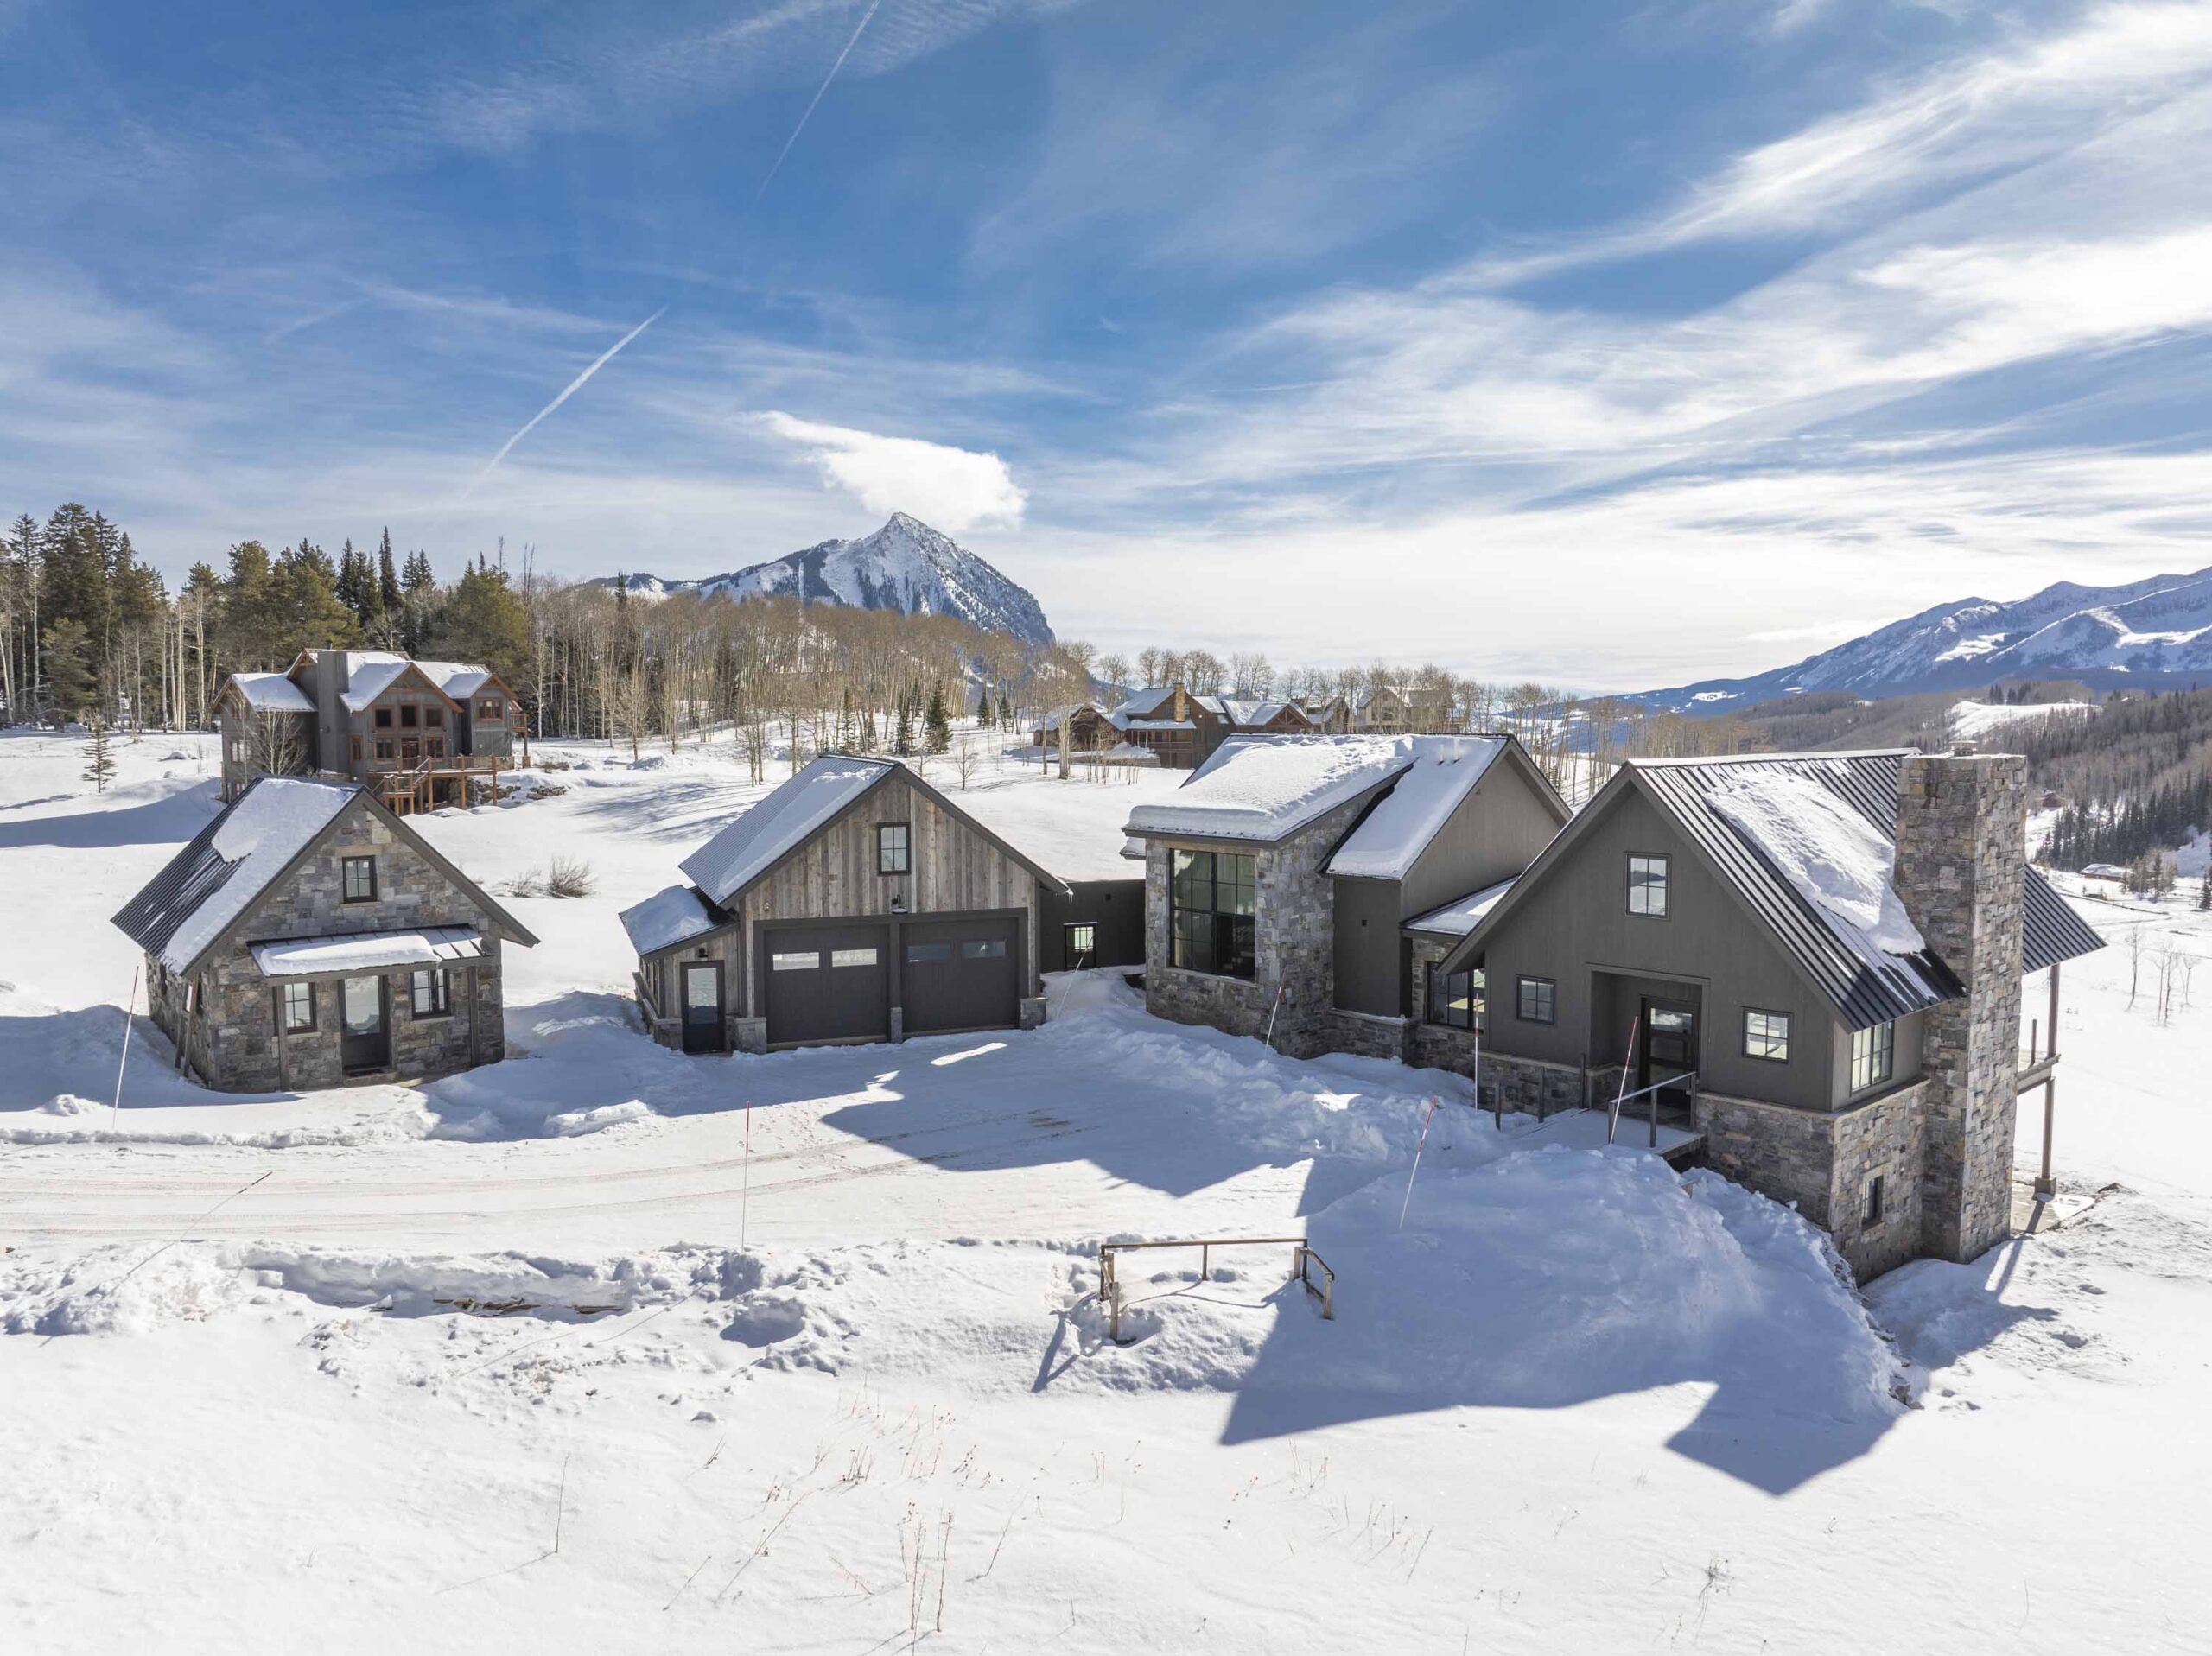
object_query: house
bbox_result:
[1095,687,1326,769]
[111,777,537,1091]
[1122,734,1571,1064]
[621,755,1071,1053]
[1029,701,1122,753]
[1348,686,1410,733]
[214,650,523,814]
[1432,750,2105,1277]
[1300,695,1352,733]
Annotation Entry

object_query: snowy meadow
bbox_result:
[1,728,2206,1653]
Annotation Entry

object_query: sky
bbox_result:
[4,0,2211,689]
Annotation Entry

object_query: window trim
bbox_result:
[1849,1018,1897,1094]
[1065,922,1096,961]
[281,980,316,1034]
[1516,974,1557,1025]
[340,856,377,904]
[399,702,419,729]
[410,968,451,1018]
[878,821,912,876]
[1167,847,1257,981]
[1742,1007,1792,1063]
[1627,853,1671,918]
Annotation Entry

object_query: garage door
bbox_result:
[900,917,1020,1036]
[763,923,891,1047]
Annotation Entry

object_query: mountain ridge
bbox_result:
[1634,564,2212,712]
[593,513,1054,647]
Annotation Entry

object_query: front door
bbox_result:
[341,974,390,1074]
[681,961,724,1054]
[1637,998,1698,1114]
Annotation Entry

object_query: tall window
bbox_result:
[1850,1020,1895,1092]
[399,703,419,728]
[878,822,911,875]
[1864,1173,1886,1226]
[424,706,444,729]
[1427,964,1484,1031]
[374,707,392,728]
[341,856,377,904]
[410,969,450,1017]
[1743,1009,1791,1062]
[1628,853,1670,917]
[1516,975,1556,1025]
[281,981,315,1033]
[1169,849,1255,980]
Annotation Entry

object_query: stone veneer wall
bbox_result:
[1143,796,1366,1058]
[159,804,506,1093]
[1479,1050,1587,1115]
[1894,753,2025,1263]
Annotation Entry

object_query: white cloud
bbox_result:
[758,411,1027,533]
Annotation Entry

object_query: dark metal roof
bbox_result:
[1632,752,1962,1030]
[111,796,253,965]
[1442,748,2104,1031]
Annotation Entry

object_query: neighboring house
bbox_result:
[111,777,537,1091]
[1349,687,1410,733]
[1122,734,1570,1066]
[620,755,1071,1054]
[1214,697,1319,739]
[1109,686,1230,770]
[1300,695,1352,733]
[1029,701,1121,752]
[1433,750,2104,1277]
[214,650,522,814]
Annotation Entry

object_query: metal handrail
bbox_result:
[1606,1070,1700,1148]
[1097,1235,1335,1342]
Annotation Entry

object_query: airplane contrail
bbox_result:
[755,0,885,203]
[463,305,667,497]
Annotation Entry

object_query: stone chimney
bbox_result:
[316,650,352,776]
[1892,752,2026,1262]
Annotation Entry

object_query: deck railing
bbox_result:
[1096,1235,1334,1342]
[1605,1070,1699,1148]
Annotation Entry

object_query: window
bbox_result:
[1743,1009,1792,1063]
[1628,853,1670,917]
[350,735,363,763]
[427,737,445,759]
[341,856,376,904]
[1516,976,1556,1025]
[830,948,878,968]
[399,703,418,728]
[1168,849,1256,980]
[878,822,911,875]
[1864,1174,1886,1227]
[400,736,420,761]
[281,981,315,1033]
[374,707,392,729]
[423,706,444,729]
[410,969,450,1018]
[1427,963,1484,1031]
[1850,1020,1896,1093]
[906,942,951,963]
[962,938,1007,960]
[479,698,504,722]
[373,737,395,762]
[1065,923,1096,961]
[771,949,821,971]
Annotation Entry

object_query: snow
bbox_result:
[1125,735,1418,842]
[1325,737,1508,879]
[617,884,725,958]
[156,777,359,972]
[8,726,2212,1650]
[1405,875,1517,936]
[224,670,315,714]
[948,763,1188,882]
[1707,769,1928,958]
[251,926,485,979]
[1948,699,2094,740]
[678,755,894,904]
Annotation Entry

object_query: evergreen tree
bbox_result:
[376,530,403,644]
[82,714,114,793]
[976,686,990,726]
[997,691,1011,730]
[270,539,359,650]
[431,563,531,686]
[41,618,94,720]
[924,682,951,753]
[893,701,913,756]
[399,549,437,653]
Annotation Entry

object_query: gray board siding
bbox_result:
[1397,749,1570,919]
[1477,785,1859,1112]
[1332,877,1404,1018]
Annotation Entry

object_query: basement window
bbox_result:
[1850,1020,1896,1093]
[1864,1174,1886,1227]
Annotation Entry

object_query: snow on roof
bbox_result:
[1124,736,1420,843]
[418,662,494,701]
[619,885,728,957]
[1326,738,1508,880]
[337,655,414,711]
[153,779,361,972]
[225,671,315,714]
[1707,770,1927,963]
[1406,877,1517,936]
[251,926,485,979]
[1217,698,1309,727]
[679,757,895,904]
